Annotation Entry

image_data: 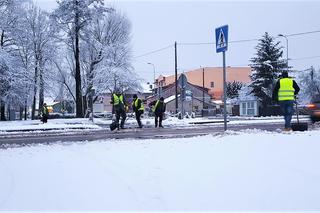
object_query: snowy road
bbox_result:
[0,122,288,146]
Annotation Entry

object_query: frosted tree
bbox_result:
[297,66,320,104]
[81,10,140,112]
[26,4,57,117]
[249,32,287,109]
[51,0,107,117]
[226,81,244,99]
[0,0,28,120]
[12,3,58,119]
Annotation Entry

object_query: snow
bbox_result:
[0,118,102,132]
[0,129,319,211]
[0,115,311,134]
[164,94,180,104]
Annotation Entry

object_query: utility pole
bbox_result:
[202,67,205,117]
[175,41,178,114]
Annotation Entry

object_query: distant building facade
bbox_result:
[155,67,252,100]
[146,81,216,115]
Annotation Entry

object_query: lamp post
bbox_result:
[147,62,156,95]
[278,34,289,70]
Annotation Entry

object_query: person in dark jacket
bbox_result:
[132,94,144,128]
[149,97,166,128]
[110,90,127,129]
[42,103,49,123]
[272,71,300,131]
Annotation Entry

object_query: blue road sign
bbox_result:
[178,73,187,89]
[215,25,228,53]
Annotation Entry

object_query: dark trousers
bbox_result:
[135,110,143,128]
[42,115,48,123]
[279,100,294,128]
[115,109,126,129]
[155,113,163,127]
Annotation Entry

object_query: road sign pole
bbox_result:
[181,89,184,119]
[215,25,228,131]
[223,51,227,131]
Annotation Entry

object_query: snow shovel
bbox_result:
[291,101,308,131]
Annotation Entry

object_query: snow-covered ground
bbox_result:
[0,115,311,134]
[0,129,319,211]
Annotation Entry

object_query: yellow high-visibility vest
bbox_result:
[133,98,144,111]
[152,100,160,112]
[113,94,124,105]
[278,78,295,101]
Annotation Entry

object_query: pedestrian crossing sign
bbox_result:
[215,25,228,53]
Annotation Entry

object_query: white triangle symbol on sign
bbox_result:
[218,29,226,48]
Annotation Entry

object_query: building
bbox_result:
[229,86,259,116]
[98,87,153,113]
[155,67,252,100]
[146,81,216,115]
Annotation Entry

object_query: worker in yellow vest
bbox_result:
[132,94,144,128]
[149,97,166,128]
[273,71,300,131]
[110,90,127,130]
[41,103,49,123]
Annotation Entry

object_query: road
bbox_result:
[0,121,292,147]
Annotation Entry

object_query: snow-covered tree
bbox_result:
[12,3,58,119]
[81,10,140,112]
[297,66,320,104]
[249,32,287,108]
[51,0,107,117]
[0,0,29,120]
[227,81,244,99]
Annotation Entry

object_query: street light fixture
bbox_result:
[278,34,289,71]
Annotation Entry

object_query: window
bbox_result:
[241,101,255,116]
[247,102,255,115]
[241,103,246,115]
[210,81,214,88]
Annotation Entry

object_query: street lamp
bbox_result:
[278,34,289,70]
[147,62,156,95]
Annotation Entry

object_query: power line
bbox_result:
[285,30,320,37]
[178,38,259,46]
[290,55,320,61]
[132,30,320,59]
[133,44,173,59]
[178,30,320,46]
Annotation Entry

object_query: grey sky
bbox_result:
[37,0,320,83]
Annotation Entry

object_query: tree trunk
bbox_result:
[38,59,44,116]
[83,95,87,117]
[20,106,23,120]
[32,66,38,120]
[75,3,83,118]
[8,103,11,120]
[1,30,6,121]
[24,97,27,120]
[0,100,6,121]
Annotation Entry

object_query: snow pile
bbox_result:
[0,118,102,132]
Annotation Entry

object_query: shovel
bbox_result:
[291,101,308,131]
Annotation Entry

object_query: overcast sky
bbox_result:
[36,0,320,83]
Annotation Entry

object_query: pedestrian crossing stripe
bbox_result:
[217,29,226,49]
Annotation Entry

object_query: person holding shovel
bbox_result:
[273,71,300,131]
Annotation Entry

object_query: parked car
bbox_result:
[306,95,320,123]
